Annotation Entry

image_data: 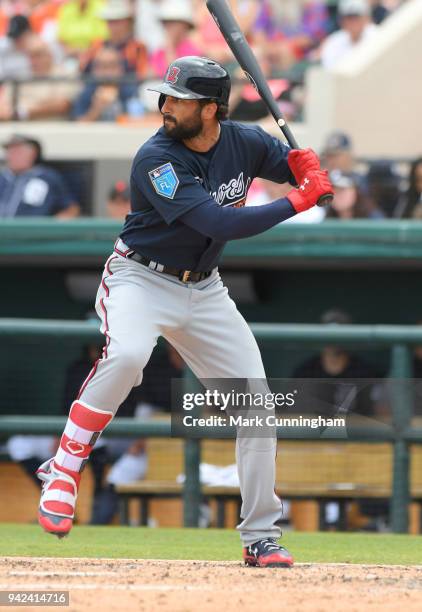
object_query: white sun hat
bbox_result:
[338,0,370,17]
[100,0,133,21]
[158,0,195,28]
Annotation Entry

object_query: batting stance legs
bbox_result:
[37,253,285,551]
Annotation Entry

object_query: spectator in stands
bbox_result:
[397,157,422,219]
[149,0,202,78]
[26,1,66,65]
[292,309,383,418]
[106,180,130,219]
[0,37,80,121]
[253,0,330,71]
[365,161,401,218]
[320,131,366,190]
[325,170,384,219]
[57,0,108,56]
[0,135,80,218]
[320,0,377,69]
[321,131,355,173]
[71,47,140,121]
[0,15,33,80]
[81,0,148,78]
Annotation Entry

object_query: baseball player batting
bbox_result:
[36,56,332,568]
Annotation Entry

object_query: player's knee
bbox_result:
[115,346,151,372]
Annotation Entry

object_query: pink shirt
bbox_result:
[150,40,203,78]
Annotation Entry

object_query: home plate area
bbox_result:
[1,558,422,612]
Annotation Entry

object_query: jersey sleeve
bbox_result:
[253,126,297,186]
[131,154,214,225]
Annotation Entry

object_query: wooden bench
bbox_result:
[117,481,242,527]
[115,439,422,531]
[116,480,422,530]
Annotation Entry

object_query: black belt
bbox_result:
[127,252,213,283]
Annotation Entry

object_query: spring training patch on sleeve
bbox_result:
[148,162,180,199]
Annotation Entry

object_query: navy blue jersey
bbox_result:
[120,120,295,271]
[0,165,75,218]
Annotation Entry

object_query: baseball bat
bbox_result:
[206,0,333,207]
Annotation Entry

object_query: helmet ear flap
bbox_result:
[158,94,166,112]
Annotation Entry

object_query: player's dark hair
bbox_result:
[199,98,229,121]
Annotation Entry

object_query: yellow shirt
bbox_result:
[58,0,108,51]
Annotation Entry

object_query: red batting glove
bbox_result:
[287,170,333,213]
[288,148,321,184]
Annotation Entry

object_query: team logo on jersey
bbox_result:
[166,66,180,84]
[211,172,251,206]
[149,162,179,199]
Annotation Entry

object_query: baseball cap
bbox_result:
[7,14,31,39]
[3,133,41,151]
[322,131,352,154]
[338,0,370,17]
[100,0,133,21]
[321,309,352,325]
[329,169,356,189]
[109,180,130,200]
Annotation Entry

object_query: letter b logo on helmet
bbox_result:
[148,56,231,112]
[166,66,180,84]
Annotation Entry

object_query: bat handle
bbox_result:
[280,124,332,207]
[317,194,334,207]
[275,117,333,207]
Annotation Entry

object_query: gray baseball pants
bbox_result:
[79,249,283,545]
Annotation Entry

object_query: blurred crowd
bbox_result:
[0,1,419,221]
[1,129,420,221]
[0,0,408,123]
[249,133,422,221]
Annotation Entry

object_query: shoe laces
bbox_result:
[249,538,283,556]
[261,538,282,552]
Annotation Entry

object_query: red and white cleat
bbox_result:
[36,459,80,538]
[243,538,294,568]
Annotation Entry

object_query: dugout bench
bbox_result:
[116,481,422,531]
[114,439,422,532]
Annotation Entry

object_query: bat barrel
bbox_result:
[206,0,332,207]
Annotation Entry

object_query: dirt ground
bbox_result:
[1,557,422,612]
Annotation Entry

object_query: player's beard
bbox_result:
[163,108,203,142]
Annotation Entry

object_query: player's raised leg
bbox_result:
[165,273,293,567]
[37,255,162,537]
